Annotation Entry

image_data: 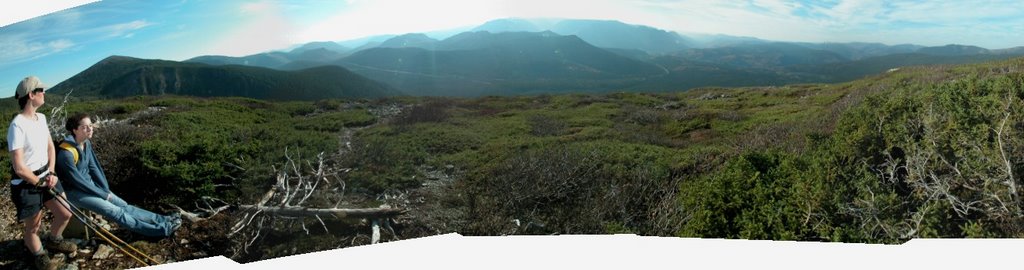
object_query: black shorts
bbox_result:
[9,181,65,221]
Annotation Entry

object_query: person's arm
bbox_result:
[45,135,58,188]
[87,143,112,192]
[8,125,41,186]
[56,149,109,199]
[11,149,42,186]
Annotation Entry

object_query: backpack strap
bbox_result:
[58,142,80,166]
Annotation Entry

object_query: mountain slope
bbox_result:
[337,31,667,96]
[378,33,440,49]
[792,53,1024,82]
[549,19,691,53]
[471,18,690,54]
[290,48,345,63]
[916,44,990,56]
[49,56,400,100]
[289,41,349,54]
[795,42,922,60]
[676,42,849,70]
[471,18,545,32]
[186,52,293,69]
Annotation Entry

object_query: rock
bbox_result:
[190,251,207,258]
[655,101,684,110]
[92,244,114,259]
[180,239,189,245]
[59,263,78,270]
[78,249,91,254]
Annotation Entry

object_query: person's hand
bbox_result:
[46,175,58,189]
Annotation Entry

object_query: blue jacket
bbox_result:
[55,135,112,200]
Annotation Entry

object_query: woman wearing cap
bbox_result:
[8,76,77,270]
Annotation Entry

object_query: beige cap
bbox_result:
[15,76,46,99]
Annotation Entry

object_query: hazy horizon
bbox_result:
[3,0,1024,97]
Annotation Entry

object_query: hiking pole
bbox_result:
[48,188,155,266]
[46,188,157,266]
[65,201,161,266]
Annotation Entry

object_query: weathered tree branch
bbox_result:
[235,205,405,219]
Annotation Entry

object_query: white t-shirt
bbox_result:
[8,113,51,185]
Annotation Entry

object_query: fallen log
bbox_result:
[236,205,405,219]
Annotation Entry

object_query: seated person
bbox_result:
[54,113,181,237]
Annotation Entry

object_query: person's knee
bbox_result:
[23,225,39,235]
[98,204,128,223]
[22,215,42,234]
[44,199,73,220]
[52,205,72,220]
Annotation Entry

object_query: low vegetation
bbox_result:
[2,57,1023,265]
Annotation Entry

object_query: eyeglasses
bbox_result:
[32,88,44,94]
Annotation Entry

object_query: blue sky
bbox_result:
[3,0,1024,97]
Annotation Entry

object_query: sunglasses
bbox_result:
[32,88,45,94]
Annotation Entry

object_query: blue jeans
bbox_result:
[67,192,177,237]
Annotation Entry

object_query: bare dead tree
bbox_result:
[853,93,1024,240]
[994,91,1020,216]
[227,148,405,259]
[47,88,74,139]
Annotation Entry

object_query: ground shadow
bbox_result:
[0,239,29,269]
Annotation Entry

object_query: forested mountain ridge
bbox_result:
[48,56,400,100]
[178,18,1024,97]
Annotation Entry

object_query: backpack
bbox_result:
[58,142,80,165]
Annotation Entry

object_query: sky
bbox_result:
[2,0,1024,97]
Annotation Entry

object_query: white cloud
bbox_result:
[48,39,74,50]
[297,0,501,42]
[203,1,297,56]
[0,35,76,65]
[0,0,95,27]
[750,0,800,16]
[240,1,274,13]
[105,20,152,38]
[886,1,1024,26]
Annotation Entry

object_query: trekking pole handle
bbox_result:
[35,170,52,187]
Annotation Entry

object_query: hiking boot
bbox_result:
[171,218,183,232]
[43,237,78,254]
[33,253,58,270]
[167,216,186,238]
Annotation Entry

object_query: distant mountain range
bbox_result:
[48,56,399,100]
[55,18,1024,99]
[337,31,667,96]
[474,18,692,54]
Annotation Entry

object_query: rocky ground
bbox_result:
[0,184,230,269]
